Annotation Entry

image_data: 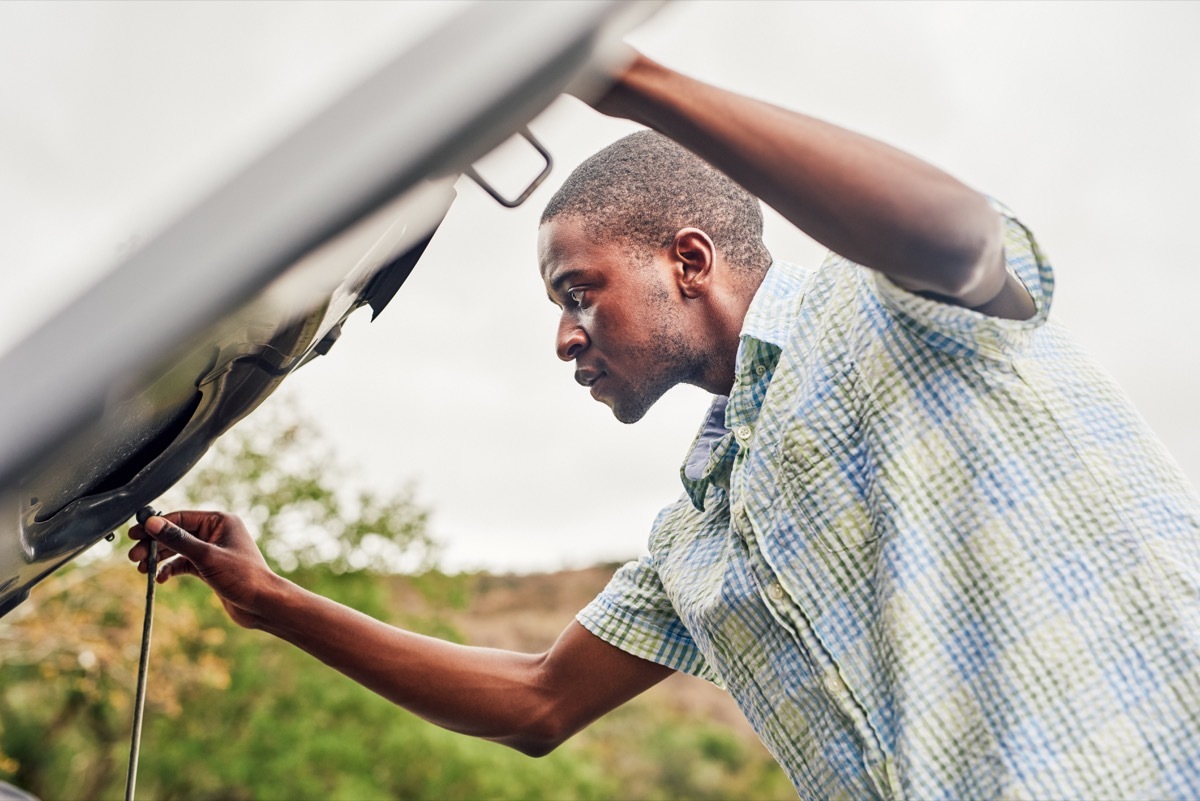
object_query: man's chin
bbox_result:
[594,380,669,424]
[606,395,652,425]
[610,408,643,425]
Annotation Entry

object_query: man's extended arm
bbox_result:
[128,512,673,756]
[589,54,1034,320]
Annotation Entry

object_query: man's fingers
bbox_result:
[155,555,197,584]
[128,534,178,564]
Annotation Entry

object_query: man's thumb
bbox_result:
[144,515,204,557]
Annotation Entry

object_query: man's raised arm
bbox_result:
[128,511,673,756]
[587,53,1034,320]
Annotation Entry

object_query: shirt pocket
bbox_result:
[778,360,877,553]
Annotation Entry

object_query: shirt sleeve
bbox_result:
[576,555,721,685]
[866,199,1055,361]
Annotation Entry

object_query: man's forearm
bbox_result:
[597,55,1006,306]
[131,512,675,756]
[252,574,561,753]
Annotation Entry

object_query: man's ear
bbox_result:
[671,227,716,299]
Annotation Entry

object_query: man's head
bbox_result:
[538,131,770,423]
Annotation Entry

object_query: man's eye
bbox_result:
[567,288,587,306]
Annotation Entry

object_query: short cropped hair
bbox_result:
[541,131,771,272]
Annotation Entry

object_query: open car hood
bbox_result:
[0,0,663,616]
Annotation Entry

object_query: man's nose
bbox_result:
[556,318,588,362]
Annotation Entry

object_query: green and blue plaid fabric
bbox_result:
[578,204,1200,800]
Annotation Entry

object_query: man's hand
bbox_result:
[128,510,279,630]
[562,39,640,118]
[566,46,645,122]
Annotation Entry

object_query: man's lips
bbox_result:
[574,368,607,399]
[574,368,604,388]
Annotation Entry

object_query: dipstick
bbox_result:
[125,506,161,801]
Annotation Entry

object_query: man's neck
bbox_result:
[697,267,769,396]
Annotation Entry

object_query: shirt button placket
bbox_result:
[823,671,851,700]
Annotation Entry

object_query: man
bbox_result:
[130,51,1200,799]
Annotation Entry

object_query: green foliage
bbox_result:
[131,571,624,801]
[571,701,795,801]
[0,405,794,800]
[164,405,437,576]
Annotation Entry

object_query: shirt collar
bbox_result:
[680,261,810,509]
[739,259,811,349]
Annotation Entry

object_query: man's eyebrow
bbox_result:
[547,268,586,296]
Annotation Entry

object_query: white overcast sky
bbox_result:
[2,1,1198,572]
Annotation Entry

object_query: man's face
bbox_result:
[538,216,708,424]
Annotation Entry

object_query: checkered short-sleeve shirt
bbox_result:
[578,203,1200,800]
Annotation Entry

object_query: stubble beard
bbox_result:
[609,312,711,425]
